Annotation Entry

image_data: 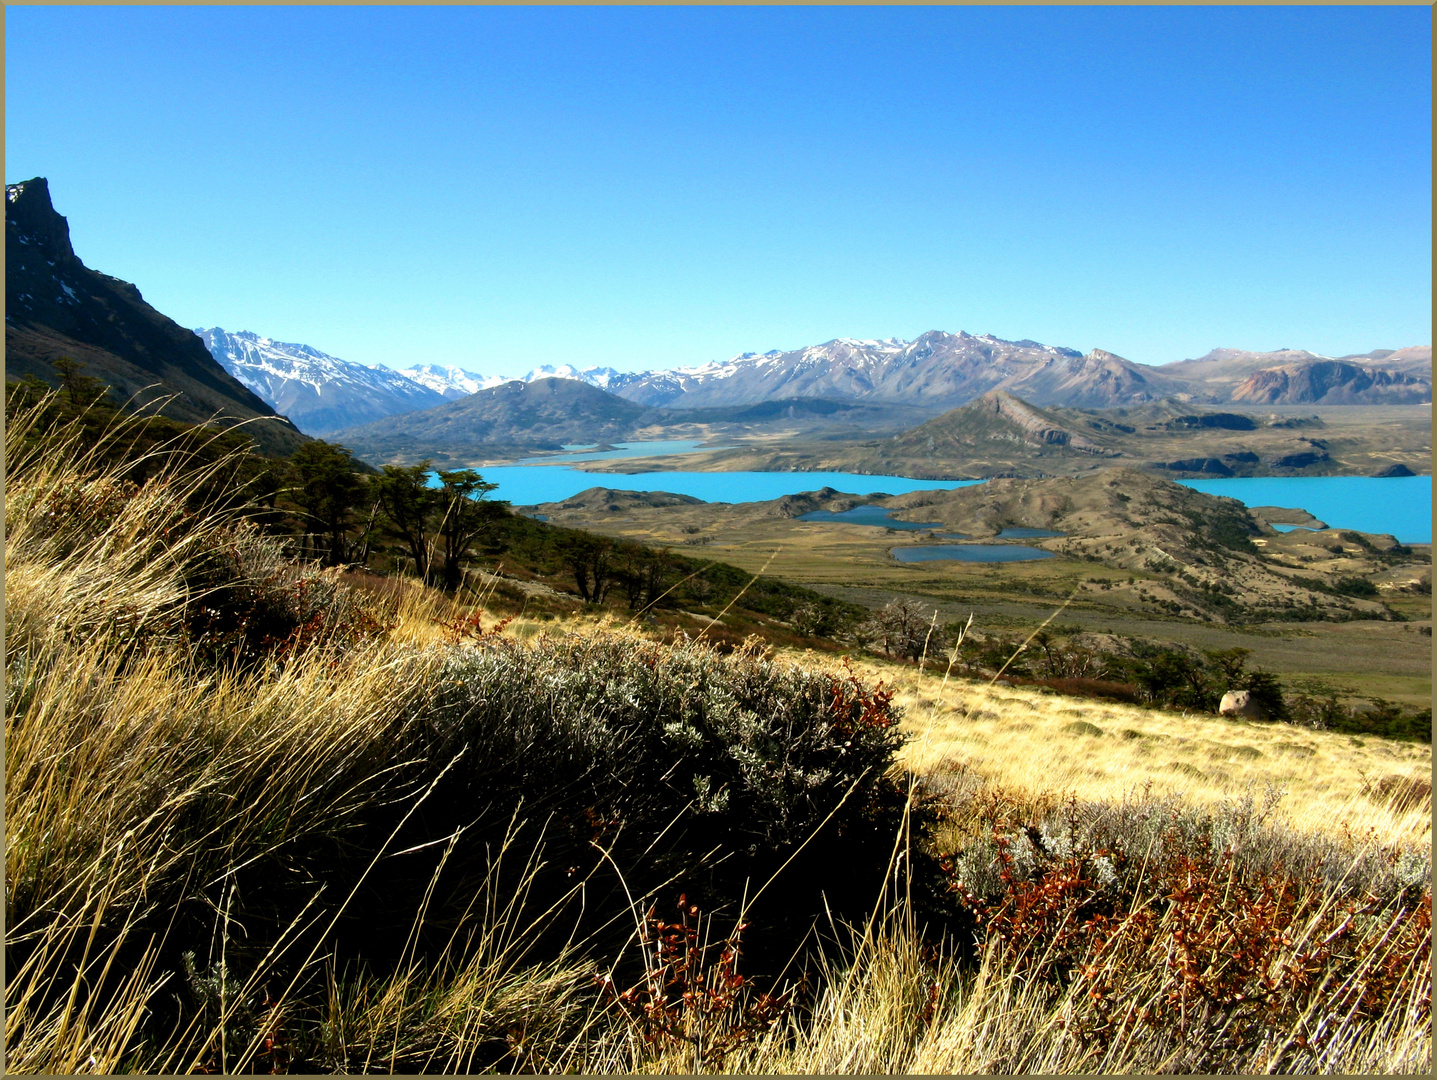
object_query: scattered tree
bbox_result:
[860,598,943,662]
[562,533,619,604]
[433,469,502,592]
[375,461,439,582]
[288,440,365,566]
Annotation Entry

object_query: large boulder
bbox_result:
[1219,689,1265,720]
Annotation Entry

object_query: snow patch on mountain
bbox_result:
[396,363,508,399]
[196,328,452,434]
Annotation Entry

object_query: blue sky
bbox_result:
[6,6,1430,377]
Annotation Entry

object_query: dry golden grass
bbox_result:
[828,654,1432,850]
[6,399,1429,1074]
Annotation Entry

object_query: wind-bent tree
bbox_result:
[618,542,672,613]
[375,460,439,582]
[434,469,502,592]
[289,440,365,566]
[51,356,110,411]
[561,533,619,604]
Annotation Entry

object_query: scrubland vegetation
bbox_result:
[4,396,1430,1073]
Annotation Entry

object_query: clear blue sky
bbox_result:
[6,6,1430,377]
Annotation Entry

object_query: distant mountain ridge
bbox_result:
[1230,359,1430,406]
[396,363,508,399]
[331,377,661,464]
[196,328,452,435]
[192,327,1430,435]
[593,332,1186,410]
[5,177,305,455]
[1158,346,1432,404]
[380,333,1429,412]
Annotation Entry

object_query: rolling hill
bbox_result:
[330,376,658,463]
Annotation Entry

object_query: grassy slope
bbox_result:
[5,401,1430,1075]
[841,654,1432,850]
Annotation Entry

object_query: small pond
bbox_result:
[798,505,945,531]
[892,544,1057,563]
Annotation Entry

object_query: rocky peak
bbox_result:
[5,177,76,263]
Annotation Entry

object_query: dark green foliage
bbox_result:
[1240,670,1288,720]
[288,440,367,566]
[409,635,911,935]
[1332,574,1379,597]
[558,531,622,603]
[615,542,675,612]
[1330,699,1432,742]
[952,631,1305,721]
[1285,690,1348,732]
[137,635,911,1012]
[1130,646,1215,710]
[373,460,439,580]
[432,469,503,591]
[1179,500,1260,554]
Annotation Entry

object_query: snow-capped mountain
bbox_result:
[196,328,450,435]
[518,363,632,391]
[197,324,1433,442]
[394,363,508,400]
[601,332,1182,410]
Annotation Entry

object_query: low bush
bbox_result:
[5,399,917,1072]
[1333,574,1380,598]
[932,783,1431,1072]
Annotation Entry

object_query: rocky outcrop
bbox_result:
[884,390,1122,464]
[5,178,304,455]
[1219,690,1265,720]
[1151,457,1234,476]
[1231,360,1431,406]
[1271,447,1332,469]
[1372,463,1417,478]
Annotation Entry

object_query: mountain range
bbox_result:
[8,176,1429,462]
[196,328,456,435]
[208,330,1432,434]
[4,178,304,454]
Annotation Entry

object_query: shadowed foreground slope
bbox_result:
[5,400,1429,1074]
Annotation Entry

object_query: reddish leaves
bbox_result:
[940,811,1431,1067]
[596,894,789,1068]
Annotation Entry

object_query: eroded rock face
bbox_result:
[1372,463,1417,478]
[1231,360,1431,406]
[1219,689,1264,720]
[5,177,305,454]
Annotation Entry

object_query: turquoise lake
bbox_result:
[1178,476,1431,544]
[436,443,1432,544]
[470,465,984,506]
